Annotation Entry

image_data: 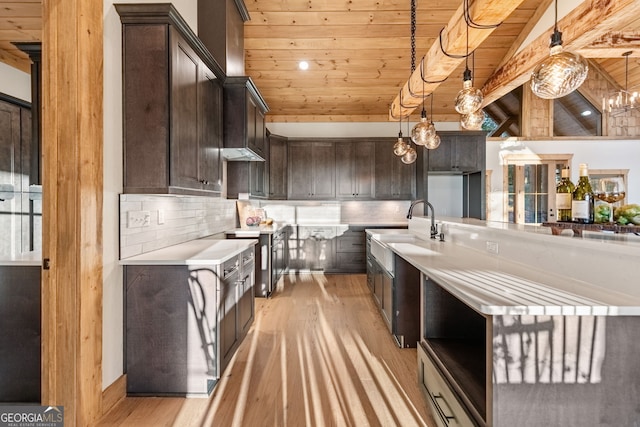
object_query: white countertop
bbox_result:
[0,251,42,266]
[119,238,257,266]
[367,229,640,316]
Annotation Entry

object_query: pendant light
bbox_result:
[424,93,440,149]
[412,69,436,146]
[461,109,485,130]
[454,17,483,115]
[402,114,417,164]
[530,0,588,99]
[393,112,409,156]
[603,51,639,115]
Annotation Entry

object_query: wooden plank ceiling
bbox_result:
[2,0,640,123]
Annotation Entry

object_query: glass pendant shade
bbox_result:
[401,146,417,164]
[425,133,441,150]
[461,109,485,130]
[411,114,435,146]
[393,136,409,156]
[531,44,588,99]
[454,78,483,115]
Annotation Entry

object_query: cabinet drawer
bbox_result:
[336,252,366,271]
[418,344,476,427]
[336,236,366,252]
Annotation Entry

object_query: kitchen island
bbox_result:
[369,219,640,427]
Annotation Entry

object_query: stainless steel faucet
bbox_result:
[407,199,439,239]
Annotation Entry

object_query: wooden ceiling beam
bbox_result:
[577,31,640,58]
[389,0,527,120]
[482,0,640,107]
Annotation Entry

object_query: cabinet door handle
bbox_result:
[432,393,456,422]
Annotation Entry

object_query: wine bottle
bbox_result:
[572,163,594,223]
[556,168,574,222]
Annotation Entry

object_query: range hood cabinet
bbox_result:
[223,76,269,162]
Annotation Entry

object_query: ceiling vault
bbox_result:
[481,0,640,107]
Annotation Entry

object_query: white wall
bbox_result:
[0,62,31,102]
[102,0,198,390]
[266,121,461,138]
[486,138,640,222]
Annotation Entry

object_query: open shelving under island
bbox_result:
[369,220,640,427]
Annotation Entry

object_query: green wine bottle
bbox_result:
[556,168,574,222]
[572,163,594,223]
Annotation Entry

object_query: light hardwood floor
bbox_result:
[96,273,436,426]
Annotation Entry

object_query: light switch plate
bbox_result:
[158,209,165,225]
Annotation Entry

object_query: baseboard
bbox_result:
[102,374,126,416]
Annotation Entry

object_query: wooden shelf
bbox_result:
[542,222,640,237]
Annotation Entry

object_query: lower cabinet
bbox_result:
[0,266,41,403]
[124,247,255,396]
[288,226,336,271]
[220,249,254,373]
[366,235,420,348]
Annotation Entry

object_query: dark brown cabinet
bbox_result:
[374,141,416,199]
[0,266,40,403]
[223,77,269,199]
[288,141,336,199]
[427,131,486,172]
[124,247,255,396]
[223,77,268,160]
[336,141,374,199]
[117,4,224,195]
[0,98,31,192]
[268,133,288,199]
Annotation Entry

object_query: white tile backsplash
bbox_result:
[119,194,236,258]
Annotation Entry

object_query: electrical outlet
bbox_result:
[486,241,499,255]
[128,210,150,228]
[158,209,165,225]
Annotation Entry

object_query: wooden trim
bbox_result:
[41,0,104,424]
[102,375,127,416]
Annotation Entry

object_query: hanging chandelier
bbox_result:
[603,51,639,116]
[530,0,588,99]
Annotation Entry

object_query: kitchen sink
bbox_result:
[370,238,395,275]
[386,242,439,257]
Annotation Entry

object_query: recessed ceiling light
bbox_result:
[581,110,592,116]
[298,61,309,71]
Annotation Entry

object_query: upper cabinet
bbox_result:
[374,141,416,200]
[198,0,249,77]
[288,141,336,200]
[336,141,375,199]
[268,132,288,200]
[427,131,486,173]
[117,4,224,196]
[223,77,269,161]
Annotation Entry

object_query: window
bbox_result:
[503,155,572,224]
[553,91,602,136]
